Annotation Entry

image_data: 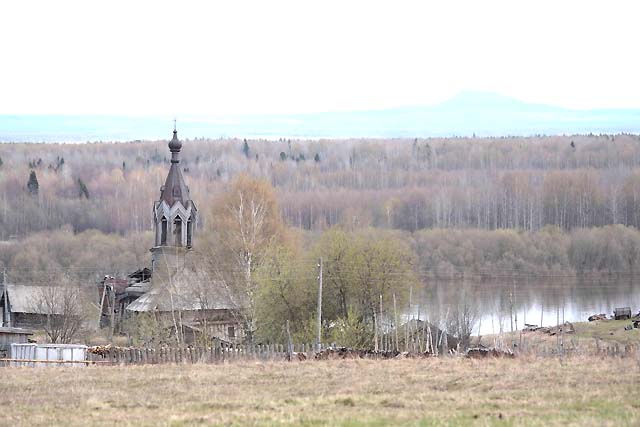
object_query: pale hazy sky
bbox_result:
[2,1,639,115]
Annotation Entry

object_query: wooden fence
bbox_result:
[87,342,327,365]
[86,341,639,366]
[492,336,639,359]
[2,339,638,367]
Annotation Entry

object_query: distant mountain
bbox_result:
[1,92,639,142]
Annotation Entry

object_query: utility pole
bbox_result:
[406,286,412,352]
[286,319,293,361]
[513,281,518,331]
[393,293,399,352]
[379,294,383,351]
[556,303,560,354]
[509,288,514,333]
[316,258,323,351]
[3,267,10,328]
[109,283,115,340]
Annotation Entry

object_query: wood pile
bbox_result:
[526,321,575,336]
[87,344,133,357]
[313,347,403,360]
[466,347,515,359]
[588,314,608,321]
[625,320,640,331]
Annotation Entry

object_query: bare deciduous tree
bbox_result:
[31,280,87,343]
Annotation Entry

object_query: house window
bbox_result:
[160,217,168,245]
[227,326,235,339]
[174,217,182,246]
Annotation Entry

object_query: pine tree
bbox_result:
[77,178,90,199]
[242,140,250,158]
[27,170,39,196]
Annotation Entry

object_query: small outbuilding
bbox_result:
[614,307,632,320]
[0,327,33,357]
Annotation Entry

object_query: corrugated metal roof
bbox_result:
[6,285,49,314]
[5,285,87,315]
[126,269,236,313]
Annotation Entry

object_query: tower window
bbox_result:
[160,217,168,246]
[174,217,182,246]
[187,218,193,248]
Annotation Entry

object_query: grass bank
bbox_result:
[478,320,640,353]
[2,356,639,426]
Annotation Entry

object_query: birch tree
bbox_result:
[208,174,287,342]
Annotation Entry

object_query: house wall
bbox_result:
[11,313,53,329]
[0,330,32,355]
[154,309,243,344]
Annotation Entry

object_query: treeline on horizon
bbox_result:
[0,133,640,279]
[1,221,639,284]
[1,134,640,236]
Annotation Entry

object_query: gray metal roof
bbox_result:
[5,285,50,314]
[126,269,236,313]
[4,284,87,315]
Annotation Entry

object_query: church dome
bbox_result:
[168,129,182,153]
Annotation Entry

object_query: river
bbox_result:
[411,276,640,335]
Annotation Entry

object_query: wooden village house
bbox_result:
[1,283,91,331]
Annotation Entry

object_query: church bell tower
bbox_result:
[151,125,197,278]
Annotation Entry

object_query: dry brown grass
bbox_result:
[2,356,639,426]
[477,320,640,354]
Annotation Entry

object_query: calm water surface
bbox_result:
[412,277,640,335]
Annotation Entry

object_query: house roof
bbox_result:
[126,269,237,313]
[128,268,152,283]
[0,327,34,335]
[4,285,45,314]
[101,277,129,294]
[3,284,87,315]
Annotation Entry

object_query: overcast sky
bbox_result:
[2,1,639,116]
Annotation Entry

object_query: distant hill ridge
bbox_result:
[1,91,639,142]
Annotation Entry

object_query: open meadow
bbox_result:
[2,356,639,427]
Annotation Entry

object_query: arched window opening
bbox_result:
[187,217,193,248]
[160,217,168,246]
[174,217,183,246]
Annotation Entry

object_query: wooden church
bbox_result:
[121,127,243,343]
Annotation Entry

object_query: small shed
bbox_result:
[0,327,33,357]
[614,307,632,320]
[10,343,88,367]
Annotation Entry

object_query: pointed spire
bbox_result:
[159,126,190,205]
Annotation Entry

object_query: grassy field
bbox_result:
[2,356,639,427]
[476,319,640,353]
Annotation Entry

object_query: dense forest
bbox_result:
[1,134,640,282]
